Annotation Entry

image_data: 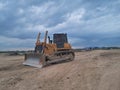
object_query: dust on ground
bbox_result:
[0,49,120,90]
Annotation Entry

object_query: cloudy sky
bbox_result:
[0,0,120,50]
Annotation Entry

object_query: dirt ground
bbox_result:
[0,50,120,90]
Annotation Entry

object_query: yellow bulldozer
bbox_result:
[23,31,75,68]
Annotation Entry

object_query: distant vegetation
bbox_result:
[0,47,120,54]
[0,50,33,56]
[74,47,120,52]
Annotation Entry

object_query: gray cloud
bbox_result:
[0,0,120,50]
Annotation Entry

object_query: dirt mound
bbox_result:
[0,50,120,90]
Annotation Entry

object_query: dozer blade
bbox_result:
[23,53,45,68]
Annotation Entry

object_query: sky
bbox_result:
[0,0,120,50]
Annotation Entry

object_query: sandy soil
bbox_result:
[0,50,120,90]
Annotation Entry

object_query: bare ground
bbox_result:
[0,50,120,90]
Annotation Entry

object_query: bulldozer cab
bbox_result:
[53,33,68,48]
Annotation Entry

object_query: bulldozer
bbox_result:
[23,31,75,68]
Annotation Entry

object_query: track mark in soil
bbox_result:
[100,52,120,57]
[1,76,23,87]
[0,66,12,71]
[0,64,25,71]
